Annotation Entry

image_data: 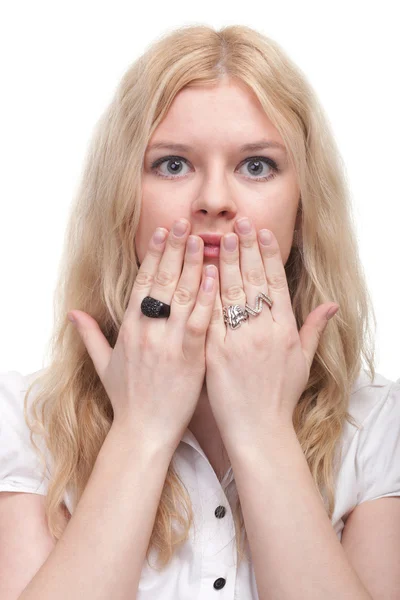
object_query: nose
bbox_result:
[193,173,238,218]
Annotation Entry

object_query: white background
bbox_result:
[1,1,399,381]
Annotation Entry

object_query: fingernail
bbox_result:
[153,228,167,244]
[187,235,200,253]
[259,229,272,245]
[205,265,217,278]
[326,306,339,320]
[223,234,237,251]
[236,218,251,234]
[173,220,188,237]
[68,313,76,324]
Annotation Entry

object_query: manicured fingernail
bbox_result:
[153,228,167,244]
[259,229,272,245]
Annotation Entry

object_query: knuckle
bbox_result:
[268,273,287,291]
[241,238,254,249]
[119,323,135,352]
[137,329,158,353]
[262,245,279,259]
[134,270,154,288]
[246,268,265,286]
[173,285,194,306]
[287,331,298,350]
[225,285,243,302]
[253,333,266,350]
[281,325,297,350]
[168,236,185,250]
[221,253,237,266]
[186,319,205,337]
[147,246,164,259]
[155,269,174,287]
[185,251,203,266]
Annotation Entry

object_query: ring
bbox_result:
[141,296,171,318]
[140,292,273,328]
[245,292,273,316]
[223,293,273,330]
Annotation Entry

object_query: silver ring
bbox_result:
[245,292,273,316]
[223,293,273,330]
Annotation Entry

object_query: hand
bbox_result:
[67,219,218,456]
[204,217,339,454]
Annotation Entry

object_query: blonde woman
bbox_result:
[1,24,399,600]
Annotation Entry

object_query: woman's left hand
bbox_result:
[204,217,339,454]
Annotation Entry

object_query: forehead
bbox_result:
[150,80,283,151]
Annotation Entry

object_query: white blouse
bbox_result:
[1,367,400,599]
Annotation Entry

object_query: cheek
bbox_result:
[134,198,176,264]
[135,192,162,263]
[252,210,298,266]
[137,185,190,262]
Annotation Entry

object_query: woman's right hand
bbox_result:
[67,218,218,455]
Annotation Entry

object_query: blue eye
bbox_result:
[149,155,280,182]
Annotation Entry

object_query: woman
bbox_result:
[1,24,399,600]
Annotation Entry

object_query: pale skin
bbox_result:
[135,76,301,479]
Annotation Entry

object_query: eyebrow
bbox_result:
[147,140,287,154]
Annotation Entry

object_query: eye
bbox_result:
[150,155,280,182]
[151,156,191,178]
[237,157,279,181]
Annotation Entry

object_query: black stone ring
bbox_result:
[140,296,171,318]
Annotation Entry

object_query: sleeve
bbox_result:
[0,370,49,495]
[357,377,400,504]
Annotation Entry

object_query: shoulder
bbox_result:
[348,368,399,429]
[0,368,49,495]
[1,368,41,416]
[330,369,400,528]
[348,369,400,504]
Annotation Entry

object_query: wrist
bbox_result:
[107,420,177,463]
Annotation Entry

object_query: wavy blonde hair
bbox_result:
[24,24,376,571]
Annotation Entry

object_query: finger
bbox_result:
[124,225,169,322]
[167,233,205,332]
[205,265,226,342]
[234,218,271,324]
[146,218,191,320]
[183,264,219,356]
[67,310,112,383]
[219,232,246,310]
[257,228,297,326]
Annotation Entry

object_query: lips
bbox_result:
[197,233,223,246]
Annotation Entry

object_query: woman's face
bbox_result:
[136,78,301,270]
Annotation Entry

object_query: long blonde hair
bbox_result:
[24,24,376,571]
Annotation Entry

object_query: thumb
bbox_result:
[67,310,112,380]
[298,304,339,369]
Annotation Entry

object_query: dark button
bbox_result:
[215,505,226,518]
[213,577,226,590]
